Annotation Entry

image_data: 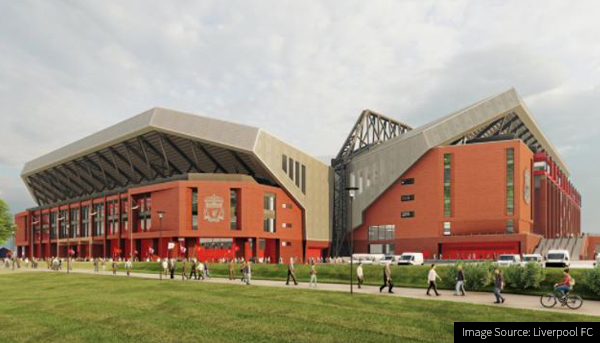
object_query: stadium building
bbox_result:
[14,88,591,261]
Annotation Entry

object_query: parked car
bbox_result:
[397,252,424,266]
[545,250,570,268]
[522,254,543,266]
[497,254,521,266]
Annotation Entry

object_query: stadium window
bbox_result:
[230,189,239,231]
[191,188,198,230]
[443,222,451,236]
[368,225,395,241]
[295,161,300,187]
[401,194,415,202]
[401,211,415,218]
[288,157,294,180]
[506,148,515,216]
[282,154,287,173]
[301,164,306,194]
[506,219,514,233]
[443,154,452,218]
[400,178,415,185]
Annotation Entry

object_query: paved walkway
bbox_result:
[3,267,600,317]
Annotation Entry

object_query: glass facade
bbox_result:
[506,148,515,216]
[199,238,233,250]
[230,189,239,230]
[191,188,198,230]
[368,225,395,241]
[443,154,452,217]
[93,203,104,236]
[70,208,79,238]
[81,206,89,237]
[369,243,394,255]
[263,192,276,233]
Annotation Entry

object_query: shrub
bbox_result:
[463,262,494,291]
[520,262,546,289]
[584,265,600,295]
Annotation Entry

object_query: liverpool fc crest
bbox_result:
[204,194,225,223]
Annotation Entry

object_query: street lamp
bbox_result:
[157,211,165,281]
[66,223,71,274]
[130,202,139,262]
[90,210,97,260]
[31,219,39,261]
[346,186,359,295]
[57,216,66,263]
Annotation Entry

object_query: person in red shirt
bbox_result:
[554,268,573,299]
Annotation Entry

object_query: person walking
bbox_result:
[244,260,252,285]
[379,263,394,293]
[93,258,99,273]
[286,258,298,286]
[228,259,235,280]
[125,259,132,276]
[181,259,188,280]
[189,259,197,280]
[204,261,210,279]
[112,260,118,275]
[169,259,176,279]
[455,265,466,296]
[426,264,441,296]
[356,262,364,289]
[198,260,205,280]
[309,261,317,288]
[493,268,505,304]
[101,259,105,272]
[162,258,168,277]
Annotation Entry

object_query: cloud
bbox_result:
[0,0,598,233]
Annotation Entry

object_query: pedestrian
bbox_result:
[204,261,210,279]
[554,268,574,300]
[309,261,317,288]
[286,258,298,285]
[181,259,188,280]
[198,260,205,280]
[162,258,168,277]
[426,264,441,296]
[112,260,117,275]
[189,259,197,280]
[455,265,466,296]
[244,261,252,285]
[101,259,105,272]
[493,268,505,304]
[357,262,364,289]
[93,258,98,272]
[379,263,394,293]
[125,259,132,276]
[169,259,176,279]
[228,259,235,280]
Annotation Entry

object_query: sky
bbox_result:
[0,1,598,233]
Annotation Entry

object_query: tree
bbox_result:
[0,199,16,244]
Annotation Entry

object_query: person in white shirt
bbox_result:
[161,259,168,277]
[125,259,133,276]
[427,264,442,296]
[356,262,364,289]
[197,260,205,280]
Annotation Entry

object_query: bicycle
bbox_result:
[540,290,583,309]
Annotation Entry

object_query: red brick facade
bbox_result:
[352,140,568,259]
[14,177,326,262]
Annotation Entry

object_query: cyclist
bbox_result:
[554,268,574,300]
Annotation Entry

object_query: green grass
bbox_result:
[0,272,597,343]
[63,261,600,300]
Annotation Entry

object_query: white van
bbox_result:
[545,250,570,268]
[397,252,424,266]
[351,254,385,265]
[522,254,543,266]
[497,254,521,266]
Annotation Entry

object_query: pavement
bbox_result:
[2,267,600,317]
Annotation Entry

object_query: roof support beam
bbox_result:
[112,145,150,183]
[230,151,255,177]
[27,179,52,205]
[63,163,95,193]
[72,159,105,191]
[196,142,227,173]
[159,133,203,173]
[95,151,127,187]
[53,167,86,196]
[43,169,74,199]
[139,136,181,176]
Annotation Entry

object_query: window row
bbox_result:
[368,225,395,241]
[282,154,307,194]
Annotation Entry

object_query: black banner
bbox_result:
[455,322,599,342]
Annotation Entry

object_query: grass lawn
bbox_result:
[0,272,597,343]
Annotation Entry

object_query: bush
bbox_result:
[463,262,494,291]
[521,262,546,289]
[583,265,600,295]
